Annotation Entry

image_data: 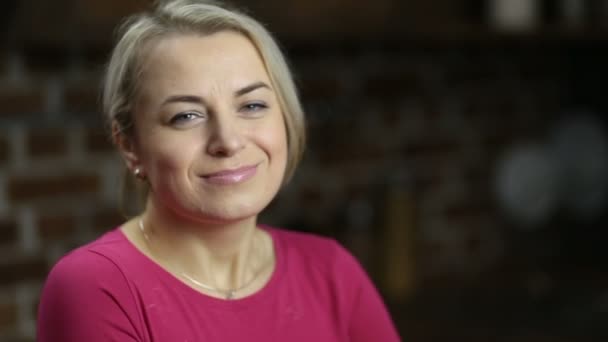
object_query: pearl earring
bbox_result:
[134,167,145,180]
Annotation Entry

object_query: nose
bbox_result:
[206,114,245,157]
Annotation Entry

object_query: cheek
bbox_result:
[138,132,200,179]
[260,121,288,166]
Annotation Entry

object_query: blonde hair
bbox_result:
[103,0,305,184]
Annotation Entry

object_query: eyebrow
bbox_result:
[235,81,271,97]
[161,95,205,106]
[161,82,272,107]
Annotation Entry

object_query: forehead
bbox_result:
[139,31,271,94]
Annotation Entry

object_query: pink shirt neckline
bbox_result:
[115,224,285,311]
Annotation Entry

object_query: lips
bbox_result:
[201,164,258,185]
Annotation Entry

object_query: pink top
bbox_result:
[37,226,401,341]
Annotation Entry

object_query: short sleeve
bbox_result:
[37,250,143,342]
[332,242,401,342]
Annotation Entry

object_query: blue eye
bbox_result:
[241,102,268,112]
[169,111,204,125]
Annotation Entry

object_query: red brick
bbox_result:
[72,1,148,45]
[92,207,125,233]
[27,129,67,157]
[0,299,17,330]
[0,218,18,244]
[64,82,100,114]
[246,0,396,39]
[0,135,9,163]
[8,172,99,201]
[12,0,145,49]
[0,255,48,286]
[13,0,429,49]
[0,86,45,116]
[86,129,114,153]
[37,214,76,241]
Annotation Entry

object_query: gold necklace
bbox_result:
[137,218,269,300]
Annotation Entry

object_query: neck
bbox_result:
[140,197,267,292]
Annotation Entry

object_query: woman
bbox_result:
[37,0,400,341]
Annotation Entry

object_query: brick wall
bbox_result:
[0,1,605,341]
[0,49,125,341]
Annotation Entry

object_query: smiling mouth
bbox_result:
[201,164,258,185]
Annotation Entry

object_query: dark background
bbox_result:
[0,0,608,341]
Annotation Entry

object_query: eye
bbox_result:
[169,111,205,126]
[240,102,268,114]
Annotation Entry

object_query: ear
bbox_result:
[112,120,141,172]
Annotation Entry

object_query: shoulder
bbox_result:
[266,226,344,259]
[267,226,337,250]
[38,229,145,341]
[264,225,362,277]
[42,228,136,297]
[265,226,392,334]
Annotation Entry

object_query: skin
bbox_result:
[115,31,288,298]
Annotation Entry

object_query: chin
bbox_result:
[197,186,280,223]
[191,200,266,225]
[192,209,259,226]
[158,179,281,225]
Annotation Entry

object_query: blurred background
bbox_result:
[1,0,608,341]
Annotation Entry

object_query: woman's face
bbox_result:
[125,31,288,224]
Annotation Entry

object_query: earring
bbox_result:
[134,167,145,180]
